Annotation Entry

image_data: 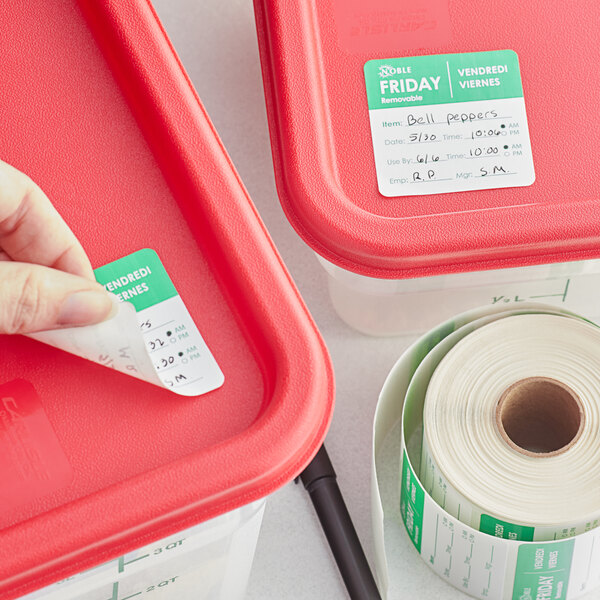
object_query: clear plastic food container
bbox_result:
[253,0,600,335]
[0,2,333,599]
[318,256,600,335]
[21,500,266,600]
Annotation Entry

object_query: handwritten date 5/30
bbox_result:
[409,132,437,143]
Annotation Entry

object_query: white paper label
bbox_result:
[364,51,535,197]
[29,249,224,397]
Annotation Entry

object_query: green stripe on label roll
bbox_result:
[480,514,534,541]
[400,449,425,552]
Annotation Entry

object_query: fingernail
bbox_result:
[57,290,114,326]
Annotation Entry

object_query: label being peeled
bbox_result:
[372,303,600,600]
[29,249,224,397]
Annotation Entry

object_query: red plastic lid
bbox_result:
[254,0,600,279]
[0,1,333,598]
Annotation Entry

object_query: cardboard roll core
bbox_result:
[496,377,584,456]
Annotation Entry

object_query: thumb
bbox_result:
[0,261,113,334]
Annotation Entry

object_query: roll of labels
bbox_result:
[372,303,600,600]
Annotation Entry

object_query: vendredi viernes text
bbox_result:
[102,266,152,301]
[379,64,509,99]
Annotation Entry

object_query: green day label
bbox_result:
[513,540,575,600]
[94,249,224,396]
[94,248,177,311]
[363,50,535,197]
[480,515,534,542]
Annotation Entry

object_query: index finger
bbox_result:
[0,160,94,279]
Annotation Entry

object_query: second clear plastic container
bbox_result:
[318,256,600,336]
[21,500,266,600]
[253,0,600,338]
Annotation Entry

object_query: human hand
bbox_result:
[0,160,112,334]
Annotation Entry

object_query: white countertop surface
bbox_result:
[151,2,600,599]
